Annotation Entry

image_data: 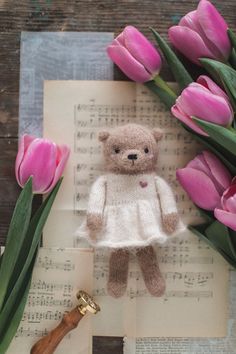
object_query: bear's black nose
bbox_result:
[128,154,138,160]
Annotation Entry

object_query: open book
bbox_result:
[43,80,229,337]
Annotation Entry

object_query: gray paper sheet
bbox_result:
[19,32,114,136]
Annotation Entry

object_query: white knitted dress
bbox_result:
[77,173,181,248]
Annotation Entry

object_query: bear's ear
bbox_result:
[98,131,110,142]
[152,128,163,142]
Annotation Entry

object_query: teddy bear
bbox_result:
[77,123,180,298]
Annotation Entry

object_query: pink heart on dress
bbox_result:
[139,181,148,188]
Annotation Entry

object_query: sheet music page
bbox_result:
[7,248,94,354]
[43,80,229,337]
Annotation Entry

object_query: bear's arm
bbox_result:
[154,176,179,234]
[87,175,107,216]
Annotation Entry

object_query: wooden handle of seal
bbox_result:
[30,307,83,354]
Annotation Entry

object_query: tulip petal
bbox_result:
[123,26,162,75]
[197,0,231,60]
[15,135,36,185]
[44,144,70,194]
[214,209,236,231]
[115,32,126,46]
[168,26,215,65]
[197,75,229,100]
[221,184,236,211]
[202,150,232,191]
[171,104,208,136]
[176,168,221,210]
[187,154,211,176]
[180,84,233,126]
[19,139,57,193]
[107,45,151,82]
[225,196,236,213]
[179,10,199,31]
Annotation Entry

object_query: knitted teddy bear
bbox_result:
[77,124,179,298]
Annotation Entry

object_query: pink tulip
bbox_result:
[15,135,70,194]
[214,180,236,231]
[171,75,233,135]
[168,0,231,65]
[176,150,232,210]
[107,25,162,83]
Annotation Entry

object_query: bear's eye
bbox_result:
[114,147,120,154]
[144,147,149,154]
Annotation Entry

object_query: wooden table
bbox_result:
[0,1,235,353]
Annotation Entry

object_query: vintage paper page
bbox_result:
[124,271,236,353]
[43,81,229,337]
[7,248,94,354]
[43,80,202,248]
[91,233,228,337]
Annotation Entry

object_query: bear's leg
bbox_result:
[107,249,129,298]
[136,246,165,297]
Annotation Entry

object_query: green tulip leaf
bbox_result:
[6,179,62,298]
[145,81,176,109]
[198,208,215,223]
[229,49,236,70]
[227,229,236,259]
[0,178,62,337]
[0,178,33,312]
[200,58,226,85]
[192,118,236,156]
[227,29,236,69]
[189,224,218,250]
[228,28,236,52]
[150,28,193,90]
[189,225,236,268]
[0,255,35,353]
[200,58,236,110]
[205,221,236,260]
[218,68,236,111]
[0,253,3,269]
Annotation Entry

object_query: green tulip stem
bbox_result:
[153,75,177,99]
[226,61,233,68]
[227,125,236,133]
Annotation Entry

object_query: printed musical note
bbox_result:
[7,248,93,353]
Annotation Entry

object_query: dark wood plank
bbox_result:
[0,138,20,245]
[93,336,123,354]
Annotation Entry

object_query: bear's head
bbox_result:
[98,124,163,174]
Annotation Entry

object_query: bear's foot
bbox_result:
[136,246,166,297]
[107,249,129,298]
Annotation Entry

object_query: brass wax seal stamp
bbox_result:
[31,290,100,354]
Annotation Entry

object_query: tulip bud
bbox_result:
[15,135,70,194]
[176,150,232,210]
[171,75,233,135]
[107,25,162,83]
[168,0,231,65]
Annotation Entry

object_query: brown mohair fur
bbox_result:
[98,124,163,175]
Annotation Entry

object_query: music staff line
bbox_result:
[94,270,213,284]
[36,257,75,271]
[31,280,74,293]
[93,288,213,299]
